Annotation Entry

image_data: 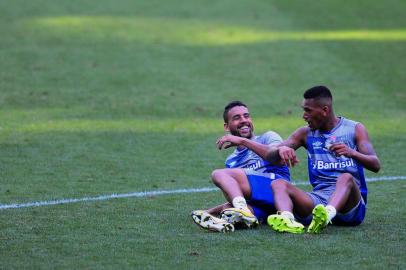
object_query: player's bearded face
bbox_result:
[225,106,254,138]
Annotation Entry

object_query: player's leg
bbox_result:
[206,202,256,216]
[206,202,233,216]
[220,173,277,228]
[308,173,362,233]
[211,168,251,201]
[271,179,315,217]
[211,168,258,228]
[220,204,259,229]
[267,179,314,233]
[211,168,254,213]
[192,168,256,232]
[192,202,256,232]
[227,174,284,225]
[328,173,361,213]
[332,199,366,226]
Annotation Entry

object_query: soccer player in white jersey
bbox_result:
[266,86,381,233]
[191,101,290,232]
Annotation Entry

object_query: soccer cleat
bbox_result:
[191,210,234,233]
[267,213,305,234]
[220,208,259,229]
[307,204,329,234]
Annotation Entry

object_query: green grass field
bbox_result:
[0,0,405,269]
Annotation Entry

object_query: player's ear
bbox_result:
[322,105,329,116]
[224,122,230,132]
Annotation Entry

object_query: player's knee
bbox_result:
[211,169,225,185]
[337,173,356,189]
[271,179,288,192]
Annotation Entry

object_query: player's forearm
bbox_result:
[351,151,381,173]
[265,146,282,164]
[240,138,274,161]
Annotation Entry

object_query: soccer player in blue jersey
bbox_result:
[191,101,290,232]
[266,86,381,233]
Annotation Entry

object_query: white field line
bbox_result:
[1,175,405,210]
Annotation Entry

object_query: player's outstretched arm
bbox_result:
[216,134,271,161]
[265,127,307,167]
[330,123,380,173]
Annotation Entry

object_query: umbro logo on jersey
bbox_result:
[312,141,323,150]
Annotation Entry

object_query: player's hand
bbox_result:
[216,135,244,150]
[329,143,355,158]
[278,146,299,167]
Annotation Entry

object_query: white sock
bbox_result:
[325,205,337,222]
[232,196,248,211]
[281,211,295,221]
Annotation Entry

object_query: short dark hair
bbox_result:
[223,101,247,122]
[303,85,332,100]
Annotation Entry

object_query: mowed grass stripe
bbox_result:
[15,16,406,46]
[0,114,404,135]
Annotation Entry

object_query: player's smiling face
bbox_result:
[302,98,327,130]
[224,106,254,138]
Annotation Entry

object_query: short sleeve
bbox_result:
[260,131,283,146]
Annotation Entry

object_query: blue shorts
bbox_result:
[246,173,289,223]
[298,185,366,226]
[333,199,366,226]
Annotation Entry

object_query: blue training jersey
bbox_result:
[306,117,367,202]
[225,131,290,180]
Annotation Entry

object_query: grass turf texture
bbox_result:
[0,0,405,269]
